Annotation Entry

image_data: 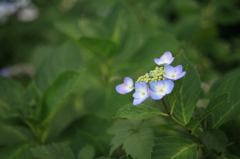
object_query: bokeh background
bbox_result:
[1,0,240,158]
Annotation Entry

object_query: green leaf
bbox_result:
[0,143,34,159]
[114,104,165,120]
[207,74,240,128]
[108,120,154,158]
[79,37,118,57]
[0,76,24,117]
[22,81,42,116]
[202,129,228,152]
[41,70,81,122]
[168,53,201,125]
[31,45,54,69]
[34,42,82,92]
[225,154,240,159]
[0,124,30,146]
[31,143,75,159]
[152,137,197,159]
[77,144,95,159]
[185,93,229,131]
[109,130,134,156]
[123,128,155,159]
[68,129,107,155]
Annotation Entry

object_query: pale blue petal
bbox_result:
[162,52,174,64]
[163,74,173,80]
[163,80,174,94]
[149,91,164,100]
[133,93,149,105]
[135,82,148,92]
[150,81,165,92]
[175,71,186,80]
[164,65,175,75]
[150,81,158,92]
[174,65,183,75]
[124,77,133,87]
[133,91,142,98]
[133,98,144,105]
[116,83,132,94]
[164,51,172,57]
[154,58,164,65]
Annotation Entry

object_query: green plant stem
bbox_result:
[161,98,200,139]
[162,98,170,115]
[170,115,185,127]
[161,98,185,126]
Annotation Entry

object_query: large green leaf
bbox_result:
[202,129,228,152]
[207,74,240,128]
[108,119,154,158]
[79,37,118,57]
[34,42,82,92]
[109,130,134,156]
[152,137,197,159]
[114,104,166,119]
[0,143,34,159]
[39,70,81,143]
[77,144,95,159]
[185,93,229,131]
[168,53,201,125]
[31,143,75,159]
[41,70,81,122]
[0,124,31,146]
[123,128,155,159]
[0,76,24,117]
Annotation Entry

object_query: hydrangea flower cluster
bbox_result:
[116,52,186,105]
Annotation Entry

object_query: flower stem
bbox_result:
[162,98,170,115]
[161,98,185,127]
[170,115,185,127]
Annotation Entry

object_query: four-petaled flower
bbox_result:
[163,65,186,81]
[132,82,149,105]
[149,80,174,100]
[154,51,174,66]
[116,77,134,94]
[116,52,186,105]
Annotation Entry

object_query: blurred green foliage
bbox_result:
[1,0,240,158]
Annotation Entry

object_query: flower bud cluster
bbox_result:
[137,66,165,83]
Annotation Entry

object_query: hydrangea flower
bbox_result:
[163,65,186,81]
[116,77,134,94]
[116,51,186,105]
[149,80,174,100]
[154,51,174,66]
[132,82,149,105]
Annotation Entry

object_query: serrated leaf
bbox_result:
[202,129,228,152]
[77,144,95,159]
[185,93,229,131]
[41,70,81,122]
[114,104,164,120]
[168,53,201,125]
[123,128,155,159]
[79,37,118,57]
[152,137,197,159]
[207,74,240,128]
[107,119,136,135]
[31,143,75,159]
[109,130,134,156]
